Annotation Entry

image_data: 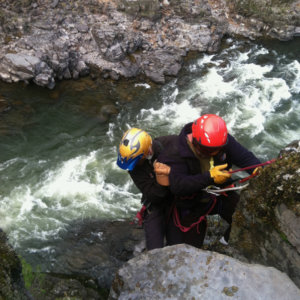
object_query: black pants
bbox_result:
[176,192,240,248]
[144,206,183,250]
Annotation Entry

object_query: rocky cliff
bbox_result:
[0,0,299,88]
[230,140,300,287]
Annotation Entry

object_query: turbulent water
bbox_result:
[0,38,299,262]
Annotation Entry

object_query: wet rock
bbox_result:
[97,104,119,123]
[47,219,144,291]
[0,97,12,113]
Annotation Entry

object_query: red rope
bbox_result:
[229,158,276,174]
[130,205,147,226]
[173,196,217,233]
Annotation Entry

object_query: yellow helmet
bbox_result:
[117,128,152,171]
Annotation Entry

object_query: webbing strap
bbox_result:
[173,196,217,233]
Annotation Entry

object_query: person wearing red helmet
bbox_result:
[155,114,261,248]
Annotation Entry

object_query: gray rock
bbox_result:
[109,244,300,300]
[0,53,40,82]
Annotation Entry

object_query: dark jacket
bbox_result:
[157,123,261,207]
[128,136,176,208]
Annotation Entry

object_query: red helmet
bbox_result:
[192,114,228,149]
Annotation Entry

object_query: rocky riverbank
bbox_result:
[0,0,299,89]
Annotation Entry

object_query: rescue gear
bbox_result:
[131,205,147,226]
[172,195,217,233]
[154,161,171,186]
[228,158,276,174]
[209,164,231,184]
[117,128,152,171]
[204,183,249,196]
[192,114,228,150]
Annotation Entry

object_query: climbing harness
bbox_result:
[172,196,217,233]
[131,205,147,226]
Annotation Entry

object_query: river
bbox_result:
[0,38,299,266]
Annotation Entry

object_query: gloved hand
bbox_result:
[252,166,262,176]
[154,161,171,186]
[210,164,231,184]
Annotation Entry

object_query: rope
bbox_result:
[203,158,276,196]
[172,196,217,233]
[229,159,276,174]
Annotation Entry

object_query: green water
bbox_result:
[0,38,299,262]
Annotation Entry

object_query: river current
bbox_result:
[0,38,299,262]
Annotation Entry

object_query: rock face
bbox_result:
[0,0,299,88]
[26,219,145,299]
[230,140,300,287]
[108,244,300,300]
[0,229,31,300]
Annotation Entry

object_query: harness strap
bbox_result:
[130,205,147,226]
[172,196,217,233]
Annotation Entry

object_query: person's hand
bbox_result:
[210,164,231,184]
[154,161,171,186]
[154,161,171,176]
[252,166,262,176]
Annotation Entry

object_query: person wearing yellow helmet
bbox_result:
[117,128,183,250]
[117,128,153,171]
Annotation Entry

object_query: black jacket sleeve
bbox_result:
[129,159,170,206]
[168,161,214,196]
[225,135,261,174]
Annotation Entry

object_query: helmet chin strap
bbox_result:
[146,146,153,160]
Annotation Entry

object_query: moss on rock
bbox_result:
[0,229,31,300]
[246,150,300,225]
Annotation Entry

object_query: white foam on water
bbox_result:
[0,149,141,248]
[287,60,300,93]
[134,83,151,89]
[138,98,201,134]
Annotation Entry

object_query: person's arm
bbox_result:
[166,159,214,196]
[225,135,261,174]
[129,161,169,205]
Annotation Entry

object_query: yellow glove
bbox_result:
[154,161,171,186]
[210,164,231,184]
[252,166,262,175]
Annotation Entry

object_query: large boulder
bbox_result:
[230,140,300,287]
[109,244,300,299]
